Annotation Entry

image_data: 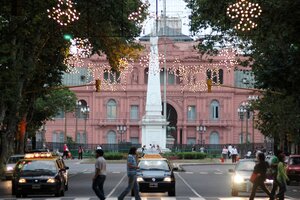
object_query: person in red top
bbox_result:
[63,144,69,159]
[78,145,84,160]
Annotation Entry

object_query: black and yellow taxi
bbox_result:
[11,151,69,198]
[134,153,177,196]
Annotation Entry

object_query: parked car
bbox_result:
[133,153,177,196]
[12,151,69,198]
[286,155,300,184]
[229,159,273,196]
[4,154,24,180]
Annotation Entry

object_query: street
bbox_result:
[0,160,299,200]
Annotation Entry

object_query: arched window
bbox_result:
[107,131,117,144]
[107,99,117,119]
[77,100,87,119]
[209,132,219,144]
[144,68,148,84]
[211,100,220,120]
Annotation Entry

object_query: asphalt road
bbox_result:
[0,160,299,200]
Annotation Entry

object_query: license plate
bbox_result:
[149,183,158,188]
[32,184,40,189]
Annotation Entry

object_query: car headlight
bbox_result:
[18,178,26,183]
[6,166,13,171]
[233,174,244,184]
[163,177,172,182]
[265,179,273,184]
[47,178,56,183]
[137,177,144,182]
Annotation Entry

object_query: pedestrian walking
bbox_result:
[231,146,238,163]
[228,144,233,158]
[92,149,106,200]
[249,153,272,200]
[63,144,69,159]
[221,145,228,160]
[78,145,84,160]
[276,153,289,200]
[118,147,141,200]
[270,149,283,200]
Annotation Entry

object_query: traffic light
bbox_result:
[207,79,212,93]
[95,79,101,92]
[63,34,72,41]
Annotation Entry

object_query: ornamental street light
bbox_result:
[196,125,206,146]
[117,125,127,143]
[248,95,259,152]
[75,100,82,143]
[237,107,246,144]
[81,106,90,144]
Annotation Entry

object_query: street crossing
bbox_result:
[0,197,295,200]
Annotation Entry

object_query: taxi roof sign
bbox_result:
[142,154,162,159]
[24,152,52,159]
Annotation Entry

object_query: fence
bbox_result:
[31,141,273,159]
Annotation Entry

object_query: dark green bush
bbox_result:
[104,152,124,160]
[176,152,206,159]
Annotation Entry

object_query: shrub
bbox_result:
[176,152,206,159]
[104,152,124,160]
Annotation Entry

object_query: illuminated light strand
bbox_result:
[128,1,150,24]
[47,0,80,26]
[226,0,262,31]
[139,53,166,75]
[70,38,93,58]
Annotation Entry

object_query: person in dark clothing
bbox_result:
[249,153,272,200]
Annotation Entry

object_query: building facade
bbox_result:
[42,23,264,148]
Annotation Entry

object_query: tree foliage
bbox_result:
[0,0,147,174]
[185,0,300,140]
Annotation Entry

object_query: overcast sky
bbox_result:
[141,0,192,36]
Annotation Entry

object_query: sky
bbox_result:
[141,0,192,36]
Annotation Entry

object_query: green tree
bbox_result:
[0,0,147,174]
[185,0,300,145]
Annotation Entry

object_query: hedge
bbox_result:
[104,152,124,160]
[175,152,207,159]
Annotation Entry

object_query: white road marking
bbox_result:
[74,198,91,200]
[112,171,121,173]
[176,173,206,200]
[106,174,127,198]
[185,172,193,174]
[214,172,223,174]
[199,172,208,174]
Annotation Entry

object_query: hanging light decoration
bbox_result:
[70,37,93,58]
[47,0,80,26]
[226,0,262,31]
[128,1,150,23]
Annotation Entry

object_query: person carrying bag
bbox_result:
[249,153,272,200]
[276,153,289,200]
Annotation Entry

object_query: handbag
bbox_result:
[250,172,258,183]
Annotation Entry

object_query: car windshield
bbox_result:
[7,156,24,164]
[290,157,300,165]
[17,160,57,176]
[236,161,256,171]
[139,160,170,171]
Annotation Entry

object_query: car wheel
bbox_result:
[231,189,238,196]
[168,189,176,196]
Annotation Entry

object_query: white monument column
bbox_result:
[141,37,168,150]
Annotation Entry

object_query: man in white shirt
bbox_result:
[92,149,106,200]
[231,146,238,163]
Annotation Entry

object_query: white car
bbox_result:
[5,154,24,180]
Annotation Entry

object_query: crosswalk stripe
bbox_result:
[74,198,92,200]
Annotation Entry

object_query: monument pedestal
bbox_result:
[141,116,168,149]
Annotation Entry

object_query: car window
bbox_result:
[139,160,170,171]
[290,157,300,165]
[236,161,256,171]
[17,160,57,175]
[7,156,24,164]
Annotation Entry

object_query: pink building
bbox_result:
[42,28,264,148]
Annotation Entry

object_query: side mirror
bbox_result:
[228,169,234,173]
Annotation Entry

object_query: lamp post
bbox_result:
[81,106,90,144]
[196,125,206,146]
[117,125,127,143]
[237,107,246,144]
[248,95,259,152]
[75,101,82,143]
